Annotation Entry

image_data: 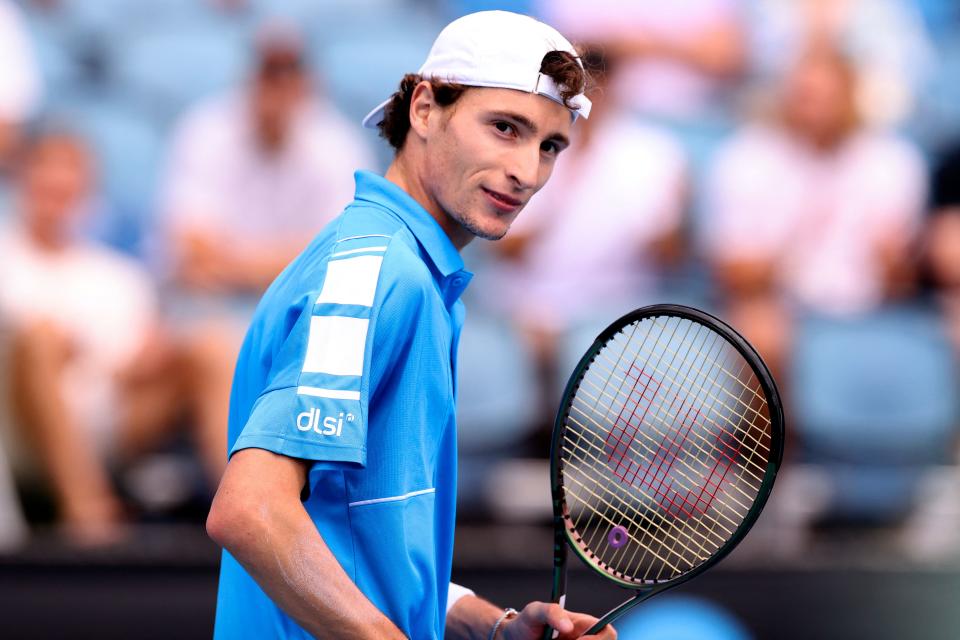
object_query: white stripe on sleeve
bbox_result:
[316,255,384,307]
[296,386,361,400]
[329,245,388,258]
[302,316,369,376]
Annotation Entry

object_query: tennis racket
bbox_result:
[543,304,784,638]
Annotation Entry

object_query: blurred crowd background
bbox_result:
[1,0,960,637]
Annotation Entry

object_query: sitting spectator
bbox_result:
[923,143,960,352]
[0,132,188,545]
[0,0,42,186]
[158,22,373,478]
[480,50,687,426]
[703,45,927,374]
[536,0,747,122]
[750,0,934,128]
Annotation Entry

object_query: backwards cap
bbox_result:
[361,10,592,129]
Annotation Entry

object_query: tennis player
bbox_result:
[207,11,615,639]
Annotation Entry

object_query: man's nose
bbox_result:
[506,146,540,191]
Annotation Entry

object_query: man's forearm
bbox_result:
[445,595,505,640]
[237,509,403,638]
[208,451,406,639]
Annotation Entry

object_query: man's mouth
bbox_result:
[482,187,522,212]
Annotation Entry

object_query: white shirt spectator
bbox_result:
[0,225,157,453]
[161,92,372,254]
[704,124,927,316]
[538,0,743,119]
[0,0,42,123]
[490,113,686,330]
[0,0,41,123]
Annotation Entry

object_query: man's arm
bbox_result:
[206,447,406,639]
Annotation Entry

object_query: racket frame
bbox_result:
[545,304,785,634]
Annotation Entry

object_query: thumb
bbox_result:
[537,603,575,635]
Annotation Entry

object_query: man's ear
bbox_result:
[408,80,436,142]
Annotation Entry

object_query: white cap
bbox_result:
[361,10,591,129]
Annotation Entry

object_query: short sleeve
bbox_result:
[231,234,409,466]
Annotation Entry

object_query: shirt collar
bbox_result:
[352,170,466,279]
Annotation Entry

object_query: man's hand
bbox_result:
[499,602,616,640]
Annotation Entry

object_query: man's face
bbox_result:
[252,51,307,150]
[21,137,92,235]
[419,87,572,243]
[782,53,855,145]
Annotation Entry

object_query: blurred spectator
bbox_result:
[0,132,185,545]
[158,22,373,476]
[536,0,746,122]
[703,46,927,375]
[480,50,687,423]
[750,0,934,128]
[924,143,960,352]
[0,0,42,173]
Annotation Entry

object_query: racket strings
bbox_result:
[561,452,691,573]
[611,323,772,455]
[645,318,771,413]
[581,331,769,495]
[566,375,745,574]
[620,344,762,580]
[565,320,730,577]
[566,424,722,555]
[641,318,772,442]
[568,389,744,547]
[583,346,768,486]
[589,326,771,476]
[575,321,748,567]
[573,316,679,554]
[560,316,774,583]
[578,348,757,526]
[564,392,748,579]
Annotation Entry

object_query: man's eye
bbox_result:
[541,141,559,155]
[494,121,515,135]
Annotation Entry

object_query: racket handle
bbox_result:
[586,591,652,636]
[540,593,566,640]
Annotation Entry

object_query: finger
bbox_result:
[523,602,574,636]
[566,613,617,639]
[578,621,617,640]
[567,613,601,637]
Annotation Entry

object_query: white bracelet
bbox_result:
[488,607,519,640]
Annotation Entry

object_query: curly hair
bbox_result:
[375,49,590,152]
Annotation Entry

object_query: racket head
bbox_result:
[549,304,784,591]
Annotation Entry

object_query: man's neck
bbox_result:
[25,222,70,253]
[384,155,471,250]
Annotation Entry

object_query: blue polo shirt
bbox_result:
[213,171,472,639]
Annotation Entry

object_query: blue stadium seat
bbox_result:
[112,24,249,124]
[615,595,753,640]
[444,1,537,19]
[456,315,538,453]
[20,14,84,101]
[26,0,239,40]
[313,6,442,124]
[790,306,960,520]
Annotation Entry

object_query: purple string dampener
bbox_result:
[607,525,628,549]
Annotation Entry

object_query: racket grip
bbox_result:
[540,593,566,640]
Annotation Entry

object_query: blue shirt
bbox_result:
[213,171,473,639]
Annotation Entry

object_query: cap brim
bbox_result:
[361,98,392,129]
